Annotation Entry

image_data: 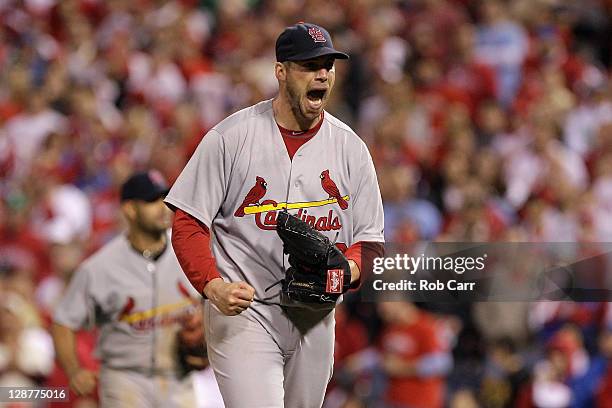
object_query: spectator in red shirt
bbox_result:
[444,23,498,118]
[378,301,452,408]
[335,303,370,369]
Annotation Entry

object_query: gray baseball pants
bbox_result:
[204,301,335,408]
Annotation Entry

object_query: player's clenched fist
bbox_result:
[204,278,255,315]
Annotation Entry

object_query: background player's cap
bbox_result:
[276,23,349,62]
[120,170,169,202]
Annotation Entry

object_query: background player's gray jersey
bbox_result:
[54,232,199,375]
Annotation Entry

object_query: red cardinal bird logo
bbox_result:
[234,176,267,217]
[320,170,348,210]
[118,297,135,321]
[177,281,192,299]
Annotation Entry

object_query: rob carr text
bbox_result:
[373,279,477,291]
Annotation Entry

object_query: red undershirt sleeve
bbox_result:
[171,208,222,296]
[345,241,385,289]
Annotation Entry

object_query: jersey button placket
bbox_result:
[288,154,306,203]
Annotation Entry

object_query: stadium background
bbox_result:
[0,0,611,406]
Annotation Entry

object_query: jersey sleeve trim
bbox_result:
[164,197,213,229]
[52,317,82,331]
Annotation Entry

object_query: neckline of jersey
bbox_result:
[128,239,168,262]
[276,112,324,139]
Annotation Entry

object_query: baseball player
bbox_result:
[166,23,385,408]
[51,170,222,408]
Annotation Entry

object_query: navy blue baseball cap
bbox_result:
[120,170,169,202]
[276,23,349,62]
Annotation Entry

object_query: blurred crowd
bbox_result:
[1,0,611,407]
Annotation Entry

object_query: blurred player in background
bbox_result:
[51,170,222,408]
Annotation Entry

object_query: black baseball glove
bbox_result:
[275,211,351,304]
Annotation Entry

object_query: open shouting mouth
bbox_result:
[306,89,327,110]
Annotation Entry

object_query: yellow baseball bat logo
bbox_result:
[243,195,350,215]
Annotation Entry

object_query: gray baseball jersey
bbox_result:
[54,232,199,375]
[165,99,384,310]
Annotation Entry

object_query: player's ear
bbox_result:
[275,62,287,81]
[121,201,137,222]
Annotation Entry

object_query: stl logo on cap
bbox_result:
[148,169,166,187]
[308,27,326,43]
